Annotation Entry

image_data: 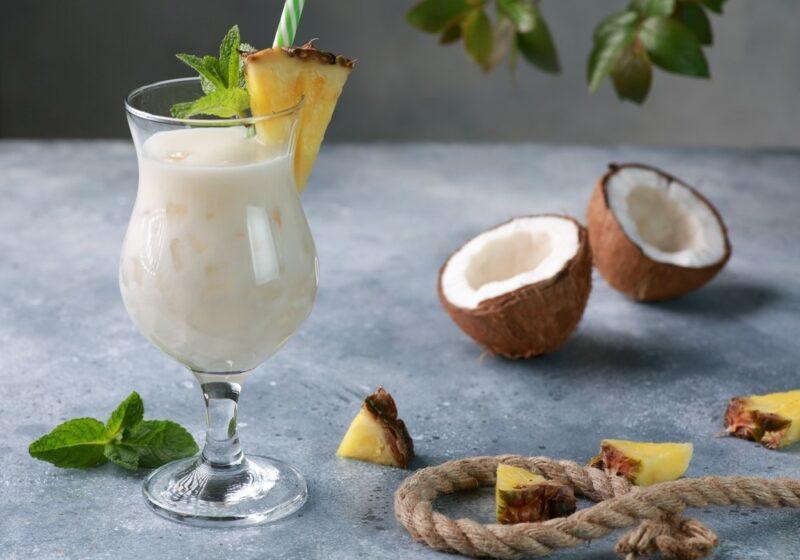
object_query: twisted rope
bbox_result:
[394,455,800,559]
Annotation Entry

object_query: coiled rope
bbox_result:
[394,455,800,559]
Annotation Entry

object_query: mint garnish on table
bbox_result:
[29,392,198,470]
[170,25,256,119]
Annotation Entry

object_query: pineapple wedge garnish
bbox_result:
[336,387,414,468]
[244,42,354,191]
[589,439,693,487]
[495,464,576,524]
[725,390,800,449]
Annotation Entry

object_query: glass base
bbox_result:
[143,455,307,527]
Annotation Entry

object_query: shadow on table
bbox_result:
[649,280,782,319]
[531,333,714,376]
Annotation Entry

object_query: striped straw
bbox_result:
[273,0,306,47]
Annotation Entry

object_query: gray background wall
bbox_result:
[2,1,798,147]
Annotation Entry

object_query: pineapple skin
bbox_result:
[336,387,414,468]
[244,43,354,191]
[495,464,576,524]
[725,391,800,449]
[590,440,693,487]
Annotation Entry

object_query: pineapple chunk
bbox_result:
[336,387,414,468]
[725,390,800,449]
[244,42,354,191]
[589,439,693,487]
[495,464,576,524]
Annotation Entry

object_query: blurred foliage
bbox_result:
[407,0,727,103]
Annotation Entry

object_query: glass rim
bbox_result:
[124,77,304,126]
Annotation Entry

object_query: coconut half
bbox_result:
[587,163,730,301]
[438,215,592,359]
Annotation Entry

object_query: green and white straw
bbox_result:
[273,0,306,47]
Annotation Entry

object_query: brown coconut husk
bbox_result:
[438,215,592,359]
[586,163,731,302]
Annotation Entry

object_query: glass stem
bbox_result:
[197,375,245,468]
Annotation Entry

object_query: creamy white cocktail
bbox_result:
[120,126,318,373]
[122,15,353,527]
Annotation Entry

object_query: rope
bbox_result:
[394,455,800,559]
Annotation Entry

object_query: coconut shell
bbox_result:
[438,215,592,359]
[587,163,731,302]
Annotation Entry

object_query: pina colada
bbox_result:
[123,15,354,526]
[120,127,317,373]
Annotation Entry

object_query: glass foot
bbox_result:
[143,455,307,527]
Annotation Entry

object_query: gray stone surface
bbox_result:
[1,141,799,559]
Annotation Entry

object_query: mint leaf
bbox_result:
[588,16,637,91]
[29,418,109,468]
[462,9,493,70]
[407,0,471,33]
[170,89,250,119]
[171,26,253,119]
[218,25,241,88]
[104,444,139,470]
[515,5,559,74]
[176,53,225,90]
[612,44,652,103]
[105,391,144,437]
[496,0,536,33]
[640,16,709,77]
[675,3,712,45]
[120,420,198,468]
[29,392,198,471]
[629,0,675,17]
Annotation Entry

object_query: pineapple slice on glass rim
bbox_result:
[244,42,355,192]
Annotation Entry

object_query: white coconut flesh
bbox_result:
[606,167,726,268]
[441,216,580,310]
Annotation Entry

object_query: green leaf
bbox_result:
[496,0,536,33]
[105,392,144,437]
[218,25,241,88]
[200,76,217,95]
[407,0,471,33]
[104,444,139,470]
[175,54,226,90]
[675,3,712,45]
[593,10,639,42]
[29,418,109,469]
[120,420,198,468]
[439,21,462,44]
[629,0,676,17]
[612,44,652,103]
[587,25,636,91]
[700,0,726,14]
[462,9,493,70]
[515,5,560,73]
[170,88,250,119]
[640,16,709,77]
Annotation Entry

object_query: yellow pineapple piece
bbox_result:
[336,387,414,468]
[725,390,800,449]
[244,42,354,191]
[495,464,576,524]
[589,439,693,487]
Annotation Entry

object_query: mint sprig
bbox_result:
[29,392,198,470]
[170,25,254,119]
